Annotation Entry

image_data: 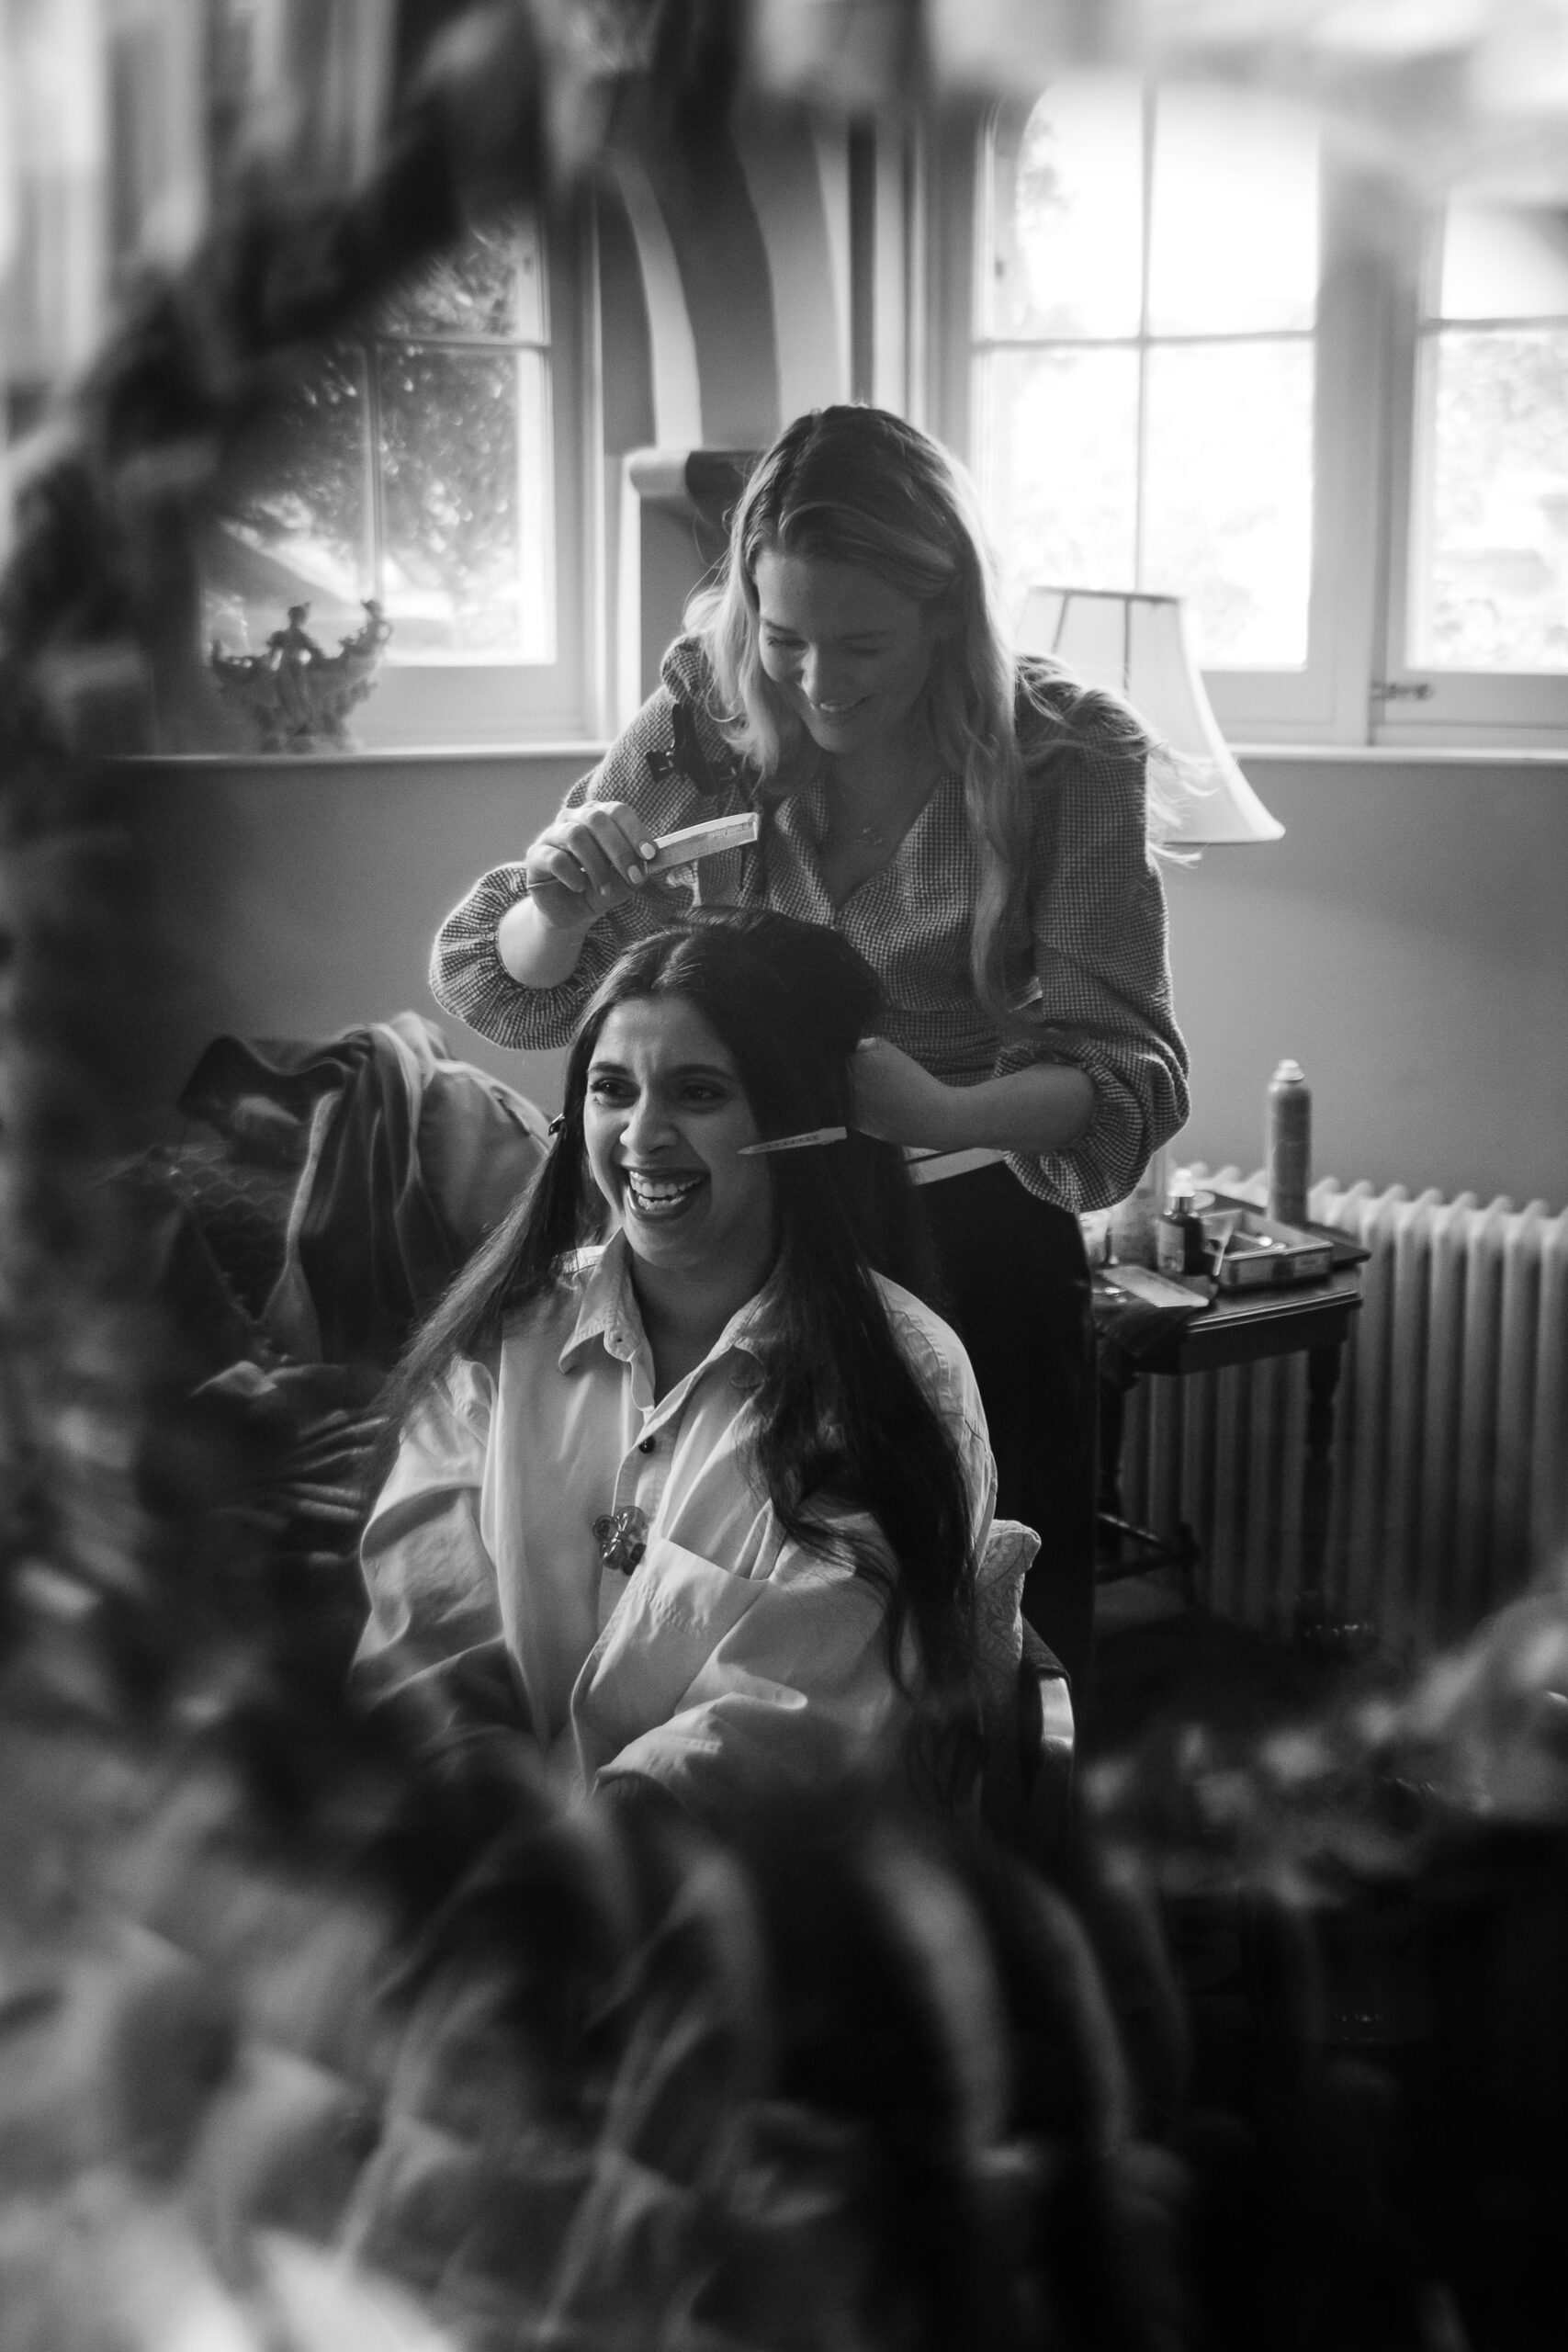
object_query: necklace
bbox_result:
[840,762,943,853]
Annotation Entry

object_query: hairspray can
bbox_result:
[1267,1059,1312,1227]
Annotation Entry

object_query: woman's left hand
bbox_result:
[852,1039,1099,1158]
[851,1037,962,1149]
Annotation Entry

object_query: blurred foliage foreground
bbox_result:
[3,6,1568,2346]
[4,1414,1568,2352]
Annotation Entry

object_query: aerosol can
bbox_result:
[1267,1059,1312,1228]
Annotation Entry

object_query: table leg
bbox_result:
[1293,1339,1367,1658]
[1098,1376,1127,1539]
[1095,1372,1200,1591]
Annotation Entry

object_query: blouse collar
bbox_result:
[558,1231,773,1384]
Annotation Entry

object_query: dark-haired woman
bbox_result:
[431,404,1189,1705]
[357,912,992,1815]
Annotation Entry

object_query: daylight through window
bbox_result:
[1411,198,1568,673]
[203,213,554,670]
[976,80,1320,673]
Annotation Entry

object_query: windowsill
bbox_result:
[120,737,1568,772]
[1232,741,1568,766]
[114,741,612,767]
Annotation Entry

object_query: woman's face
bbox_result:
[752,548,944,763]
[584,995,776,1293]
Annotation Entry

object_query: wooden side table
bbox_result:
[1095,1264,1364,1642]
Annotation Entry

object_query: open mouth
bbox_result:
[621,1167,707,1222]
[809,697,865,721]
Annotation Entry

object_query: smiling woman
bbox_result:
[584,996,776,1395]
[357,910,995,1818]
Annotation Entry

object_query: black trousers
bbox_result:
[919,1164,1099,1709]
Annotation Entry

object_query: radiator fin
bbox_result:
[1113,1172,1568,1654]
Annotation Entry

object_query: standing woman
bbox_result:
[431,405,1189,1704]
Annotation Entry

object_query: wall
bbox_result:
[118,745,1567,1214]
[117,750,594,1138]
[1167,753,1568,1211]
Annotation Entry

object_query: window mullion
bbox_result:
[364,331,387,608]
[1134,86,1155,591]
[1372,180,1440,737]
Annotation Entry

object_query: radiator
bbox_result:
[1112,1169,1568,1656]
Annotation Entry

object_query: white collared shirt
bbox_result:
[356,1232,995,1810]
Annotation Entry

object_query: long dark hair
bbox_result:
[381,910,982,1801]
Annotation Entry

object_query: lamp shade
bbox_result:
[1017,586,1284,845]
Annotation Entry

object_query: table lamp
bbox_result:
[1016,585,1284,845]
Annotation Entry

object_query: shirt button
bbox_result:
[638,1436,656,1453]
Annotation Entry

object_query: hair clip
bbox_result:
[737,1125,849,1156]
[547,1114,565,1136]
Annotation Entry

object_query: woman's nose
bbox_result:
[801,647,845,707]
[621,1089,676,1153]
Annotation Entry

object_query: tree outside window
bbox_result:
[202,212,553,670]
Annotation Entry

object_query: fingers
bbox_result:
[525,804,660,915]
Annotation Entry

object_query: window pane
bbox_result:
[1149,86,1317,335]
[378,212,546,342]
[1144,341,1314,666]
[1438,201,1568,322]
[991,77,1143,340]
[204,342,371,654]
[981,347,1139,605]
[378,345,552,662]
[1412,326,1568,670]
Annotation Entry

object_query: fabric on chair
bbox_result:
[975,1518,1042,1732]
[171,1012,549,1371]
[976,1520,1077,1854]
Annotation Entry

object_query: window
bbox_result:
[949,78,1568,747]
[976,81,1317,669]
[201,207,598,747]
[1381,190,1568,741]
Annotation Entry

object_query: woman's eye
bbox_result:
[587,1077,632,1103]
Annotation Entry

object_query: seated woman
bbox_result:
[355,910,995,1816]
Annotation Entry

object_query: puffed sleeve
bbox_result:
[996,718,1190,1214]
[428,639,759,1052]
[354,1359,521,1736]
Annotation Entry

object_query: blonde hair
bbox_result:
[686,405,1150,1039]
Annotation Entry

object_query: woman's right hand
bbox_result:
[522,802,661,932]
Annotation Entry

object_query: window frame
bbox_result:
[214,197,604,754]
[936,88,1568,752]
[1377,198,1568,747]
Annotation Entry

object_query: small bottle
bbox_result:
[1156,1169,1208,1276]
[1109,1141,1167,1268]
[1267,1059,1312,1228]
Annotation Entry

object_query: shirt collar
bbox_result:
[558,1230,773,1382]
